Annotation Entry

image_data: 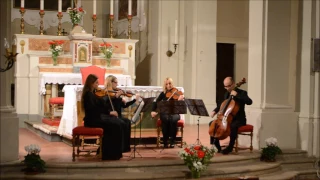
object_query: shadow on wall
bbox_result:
[135,53,153,86]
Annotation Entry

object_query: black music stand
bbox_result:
[185,99,209,145]
[158,100,187,151]
[128,97,155,161]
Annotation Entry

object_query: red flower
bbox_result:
[106,43,112,47]
[194,146,201,150]
[197,150,205,158]
[79,7,83,12]
[115,45,119,48]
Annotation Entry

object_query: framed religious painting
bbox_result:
[118,0,137,20]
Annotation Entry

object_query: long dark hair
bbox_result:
[81,74,98,110]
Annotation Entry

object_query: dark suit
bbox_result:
[209,88,252,152]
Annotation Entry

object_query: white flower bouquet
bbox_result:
[21,144,46,173]
[260,137,282,162]
[67,7,86,26]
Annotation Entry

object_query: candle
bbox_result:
[110,0,114,15]
[128,0,132,16]
[58,0,62,12]
[93,0,96,14]
[174,20,178,44]
[40,0,44,10]
[21,0,24,8]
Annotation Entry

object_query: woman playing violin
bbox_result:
[151,77,184,148]
[103,75,141,153]
[81,74,124,160]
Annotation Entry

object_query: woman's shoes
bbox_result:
[169,144,175,148]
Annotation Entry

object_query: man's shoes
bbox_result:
[164,144,169,148]
[221,147,233,155]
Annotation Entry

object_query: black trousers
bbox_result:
[160,113,180,145]
[209,119,245,150]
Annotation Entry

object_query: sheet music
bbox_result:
[131,100,145,123]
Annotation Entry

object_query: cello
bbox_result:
[208,78,246,140]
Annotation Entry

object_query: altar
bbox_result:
[13,33,138,123]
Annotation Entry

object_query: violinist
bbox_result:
[104,75,141,153]
[81,74,124,160]
[209,77,252,155]
[151,77,184,148]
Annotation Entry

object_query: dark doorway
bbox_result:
[216,43,235,105]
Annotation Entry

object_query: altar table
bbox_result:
[57,85,185,138]
[39,73,132,95]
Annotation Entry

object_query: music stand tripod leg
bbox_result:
[194,116,202,145]
[128,117,142,161]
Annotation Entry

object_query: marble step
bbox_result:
[259,168,318,180]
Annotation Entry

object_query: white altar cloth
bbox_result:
[57,85,185,137]
[39,73,132,95]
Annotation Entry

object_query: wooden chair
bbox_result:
[235,124,254,153]
[49,97,64,120]
[156,118,185,148]
[80,65,106,85]
[72,125,103,161]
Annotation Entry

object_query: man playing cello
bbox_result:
[209,77,252,154]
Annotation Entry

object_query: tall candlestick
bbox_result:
[110,0,114,15]
[174,20,178,44]
[93,0,96,15]
[128,0,132,16]
[21,0,25,8]
[58,0,62,12]
[40,0,44,10]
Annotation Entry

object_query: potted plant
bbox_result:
[260,137,282,162]
[21,144,46,174]
[178,142,217,179]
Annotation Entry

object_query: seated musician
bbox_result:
[104,75,140,153]
[208,77,252,154]
[151,77,184,148]
[81,74,124,160]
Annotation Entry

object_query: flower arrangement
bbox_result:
[67,7,86,26]
[48,40,64,66]
[260,137,282,162]
[99,42,118,67]
[21,144,46,173]
[178,143,217,178]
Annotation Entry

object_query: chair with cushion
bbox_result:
[72,125,103,161]
[234,124,254,153]
[49,97,64,120]
[80,65,106,85]
[156,118,185,148]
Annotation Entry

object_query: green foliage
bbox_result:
[21,153,46,173]
[260,145,282,162]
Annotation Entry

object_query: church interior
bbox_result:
[0,0,319,179]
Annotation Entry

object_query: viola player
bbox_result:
[151,77,184,148]
[209,77,252,154]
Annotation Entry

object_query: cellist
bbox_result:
[208,77,252,154]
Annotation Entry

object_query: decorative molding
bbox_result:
[11,0,83,30]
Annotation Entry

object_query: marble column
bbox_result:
[245,0,298,149]
[0,1,19,163]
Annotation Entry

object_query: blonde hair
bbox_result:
[163,77,174,93]
[105,75,117,90]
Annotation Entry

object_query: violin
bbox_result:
[94,88,118,98]
[166,87,184,100]
[95,88,136,98]
[114,88,136,98]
